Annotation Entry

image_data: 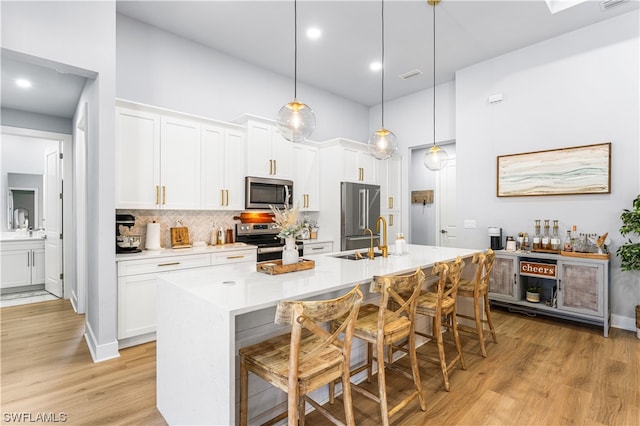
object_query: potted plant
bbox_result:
[526,285,541,303]
[616,194,640,338]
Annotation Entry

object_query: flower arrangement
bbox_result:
[270,202,303,239]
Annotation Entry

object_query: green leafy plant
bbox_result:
[616,194,640,272]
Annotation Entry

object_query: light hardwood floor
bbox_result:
[1,299,638,425]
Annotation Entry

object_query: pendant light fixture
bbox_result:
[424,0,449,171]
[277,0,316,143]
[368,0,398,160]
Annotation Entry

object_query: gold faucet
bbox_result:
[376,216,389,257]
[363,228,375,259]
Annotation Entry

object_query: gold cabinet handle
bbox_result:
[226,255,245,259]
[269,159,273,175]
[158,262,180,267]
[225,190,229,206]
[273,159,277,175]
[162,186,166,205]
[389,197,393,209]
[220,189,225,206]
[389,214,394,227]
[156,186,160,205]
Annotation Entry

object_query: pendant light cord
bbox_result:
[294,0,298,99]
[432,1,436,147]
[381,0,385,129]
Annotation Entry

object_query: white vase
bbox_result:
[282,237,299,265]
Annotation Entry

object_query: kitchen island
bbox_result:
[156,244,481,425]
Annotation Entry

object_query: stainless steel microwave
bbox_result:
[245,176,293,210]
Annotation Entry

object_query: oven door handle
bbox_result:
[257,246,285,254]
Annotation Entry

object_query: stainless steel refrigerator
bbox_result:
[340,182,381,251]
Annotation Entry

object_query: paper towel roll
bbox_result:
[145,222,161,250]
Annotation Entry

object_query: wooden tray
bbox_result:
[257,259,315,275]
[531,248,561,254]
[560,251,610,260]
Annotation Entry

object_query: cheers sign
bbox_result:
[519,261,557,279]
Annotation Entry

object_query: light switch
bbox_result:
[464,219,477,229]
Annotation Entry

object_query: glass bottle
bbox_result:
[542,220,551,250]
[532,220,541,250]
[563,230,573,252]
[550,220,561,251]
[523,232,530,251]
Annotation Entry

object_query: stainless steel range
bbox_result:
[235,223,303,262]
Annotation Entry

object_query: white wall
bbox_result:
[2,1,119,361]
[455,12,640,324]
[116,14,369,142]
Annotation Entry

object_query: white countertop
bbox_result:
[0,231,46,243]
[158,244,480,316]
[115,242,255,261]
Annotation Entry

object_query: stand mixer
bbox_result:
[116,214,141,253]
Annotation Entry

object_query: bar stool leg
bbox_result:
[409,323,427,411]
[240,360,249,426]
[367,342,374,383]
[474,295,488,357]
[451,310,466,371]
[376,339,390,426]
[484,293,497,344]
[435,314,450,392]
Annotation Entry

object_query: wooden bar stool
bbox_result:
[334,268,427,426]
[239,285,363,426]
[394,257,466,392]
[452,249,497,357]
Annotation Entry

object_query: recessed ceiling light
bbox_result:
[370,61,382,72]
[306,27,321,40]
[15,78,32,89]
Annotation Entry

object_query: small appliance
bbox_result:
[245,176,293,210]
[116,214,141,253]
[488,227,503,250]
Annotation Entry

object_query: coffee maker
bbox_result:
[116,214,142,253]
[488,227,503,250]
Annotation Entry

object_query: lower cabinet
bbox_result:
[488,250,610,336]
[1,240,45,289]
[117,248,256,347]
[302,240,333,256]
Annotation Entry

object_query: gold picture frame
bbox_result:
[497,142,611,197]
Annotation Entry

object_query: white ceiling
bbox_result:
[116,0,639,106]
[1,0,638,119]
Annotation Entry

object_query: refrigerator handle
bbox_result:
[365,189,370,229]
[359,189,366,230]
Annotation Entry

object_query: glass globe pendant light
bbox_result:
[368,0,398,160]
[424,0,448,171]
[277,0,315,143]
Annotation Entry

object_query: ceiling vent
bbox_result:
[399,69,423,80]
[600,0,628,10]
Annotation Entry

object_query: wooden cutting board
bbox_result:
[170,227,191,248]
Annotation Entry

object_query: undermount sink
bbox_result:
[332,252,384,260]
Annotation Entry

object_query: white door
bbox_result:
[438,158,457,247]
[44,144,63,297]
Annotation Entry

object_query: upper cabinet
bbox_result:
[116,107,161,209]
[341,143,378,184]
[116,107,200,210]
[201,124,245,210]
[292,144,320,211]
[243,118,293,179]
[116,102,244,211]
[379,156,401,211]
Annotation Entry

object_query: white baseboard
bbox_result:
[611,314,636,332]
[84,319,120,363]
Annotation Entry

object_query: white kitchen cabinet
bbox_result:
[116,105,201,210]
[245,119,293,179]
[116,107,161,209]
[292,144,320,211]
[0,240,45,289]
[201,124,246,210]
[160,116,201,209]
[302,240,333,255]
[342,144,377,184]
[379,156,401,211]
[117,247,257,347]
